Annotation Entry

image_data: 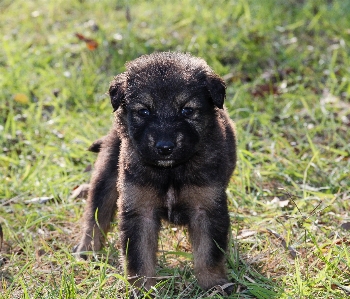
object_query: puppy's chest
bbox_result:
[163,186,190,225]
[165,186,176,207]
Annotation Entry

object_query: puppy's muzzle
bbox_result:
[156,141,175,155]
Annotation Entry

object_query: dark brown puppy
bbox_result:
[74,52,236,292]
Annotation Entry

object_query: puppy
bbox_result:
[74,52,237,292]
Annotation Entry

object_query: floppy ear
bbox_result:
[206,73,226,109]
[109,72,127,112]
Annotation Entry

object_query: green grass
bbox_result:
[1,0,349,298]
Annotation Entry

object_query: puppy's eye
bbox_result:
[181,107,194,117]
[138,108,150,117]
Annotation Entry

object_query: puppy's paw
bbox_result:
[72,243,90,260]
[201,280,235,297]
[73,237,102,260]
[197,271,233,294]
[217,282,235,296]
[129,276,156,291]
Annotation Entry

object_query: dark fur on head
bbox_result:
[75,52,236,295]
[110,52,226,111]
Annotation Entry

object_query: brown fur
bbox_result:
[74,52,237,294]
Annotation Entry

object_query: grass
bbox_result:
[0,0,349,298]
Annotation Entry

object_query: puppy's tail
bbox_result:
[88,137,106,153]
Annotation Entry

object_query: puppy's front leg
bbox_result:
[75,141,120,256]
[188,190,230,291]
[118,185,161,290]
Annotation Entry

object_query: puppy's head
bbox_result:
[109,52,226,167]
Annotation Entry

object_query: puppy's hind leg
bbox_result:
[74,138,120,258]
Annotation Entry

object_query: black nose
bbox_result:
[156,141,175,155]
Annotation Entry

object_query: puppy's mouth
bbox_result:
[156,159,176,167]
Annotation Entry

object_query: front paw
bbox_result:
[72,243,91,260]
[196,270,233,294]
[73,236,102,259]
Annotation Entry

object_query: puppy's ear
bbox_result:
[206,73,226,109]
[109,72,127,111]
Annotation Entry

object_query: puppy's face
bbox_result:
[109,52,226,168]
[125,85,213,167]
